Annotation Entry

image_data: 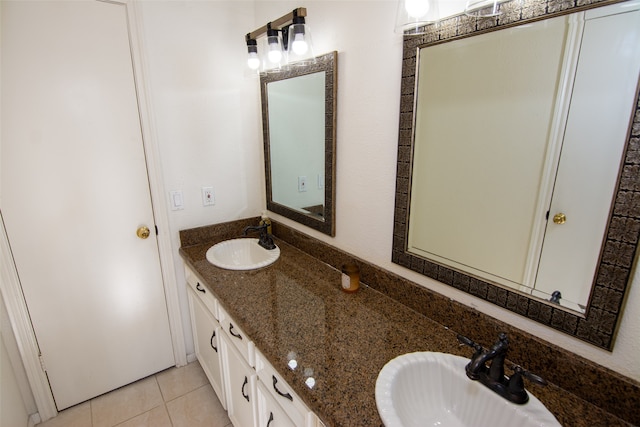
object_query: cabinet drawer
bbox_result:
[255,350,310,427]
[219,305,255,367]
[185,267,218,319]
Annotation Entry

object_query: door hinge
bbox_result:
[39,354,47,373]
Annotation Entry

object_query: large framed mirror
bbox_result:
[392,0,640,349]
[261,51,337,236]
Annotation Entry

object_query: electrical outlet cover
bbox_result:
[202,187,215,206]
[298,176,308,192]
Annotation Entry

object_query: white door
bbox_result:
[1,0,175,410]
[535,4,640,308]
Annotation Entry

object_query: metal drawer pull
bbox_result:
[267,412,274,427]
[210,330,217,352]
[242,376,250,402]
[272,375,293,401]
[229,323,242,340]
[196,283,206,293]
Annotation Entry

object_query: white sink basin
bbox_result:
[375,352,560,427]
[206,238,280,270]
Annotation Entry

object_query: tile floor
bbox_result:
[36,361,232,427]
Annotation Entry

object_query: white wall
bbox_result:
[136,0,266,356]
[252,0,640,382]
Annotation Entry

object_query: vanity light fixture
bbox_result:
[245,7,315,74]
[464,0,502,17]
[395,0,440,35]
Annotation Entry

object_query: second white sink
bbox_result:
[375,352,560,427]
[206,238,280,270]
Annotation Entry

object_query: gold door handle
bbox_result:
[137,226,150,239]
[552,213,567,225]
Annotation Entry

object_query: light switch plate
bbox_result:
[170,190,184,211]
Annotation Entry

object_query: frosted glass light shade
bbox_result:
[286,23,315,65]
[395,0,440,35]
[465,0,502,17]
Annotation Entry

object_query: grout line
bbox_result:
[155,374,169,403]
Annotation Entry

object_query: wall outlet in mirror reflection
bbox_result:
[298,176,308,192]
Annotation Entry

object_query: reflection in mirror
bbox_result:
[269,73,325,216]
[261,52,337,236]
[392,0,640,349]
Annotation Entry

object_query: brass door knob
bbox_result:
[137,226,150,239]
[552,213,567,225]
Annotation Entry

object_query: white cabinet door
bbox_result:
[222,332,257,427]
[255,350,311,427]
[188,289,226,409]
[256,381,296,427]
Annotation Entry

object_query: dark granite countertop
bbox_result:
[179,220,634,427]
[181,238,456,426]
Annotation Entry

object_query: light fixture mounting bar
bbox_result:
[248,7,307,40]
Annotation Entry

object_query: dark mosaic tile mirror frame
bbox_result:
[392,0,640,350]
[261,51,337,236]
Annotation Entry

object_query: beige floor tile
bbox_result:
[114,404,172,427]
[36,401,92,427]
[156,361,209,402]
[166,384,231,427]
[91,376,163,427]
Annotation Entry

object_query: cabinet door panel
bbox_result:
[255,351,309,426]
[188,289,226,409]
[222,332,257,427]
[256,381,296,427]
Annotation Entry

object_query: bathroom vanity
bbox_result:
[180,218,638,426]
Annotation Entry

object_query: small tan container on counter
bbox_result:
[341,263,360,293]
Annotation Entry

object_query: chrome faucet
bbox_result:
[243,223,276,250]
[457,333,547,404]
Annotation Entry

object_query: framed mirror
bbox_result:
[392,0,640,349]
[261,51,337,236]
